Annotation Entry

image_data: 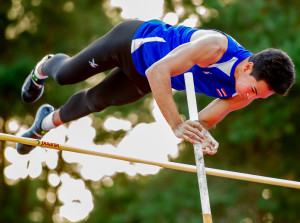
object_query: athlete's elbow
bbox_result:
[145,67,158,85]
[146,63,169,81]
[145,66,154,79]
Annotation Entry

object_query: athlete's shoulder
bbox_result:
[189,30,228,62]
[191,29,227,48]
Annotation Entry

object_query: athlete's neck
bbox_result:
[234,57,250,81]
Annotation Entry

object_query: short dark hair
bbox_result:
[249,48,295,95]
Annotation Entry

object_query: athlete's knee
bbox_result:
[85,88,108,112]
[54,74,71,86]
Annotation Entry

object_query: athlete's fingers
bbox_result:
[202,139,218,155]
[186,120,204,132]
[183,130,204,143]
[181,134,197,144]
[173,121,208,144]
[182,121,205,141]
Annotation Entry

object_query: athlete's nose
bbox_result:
[246,92,258,100]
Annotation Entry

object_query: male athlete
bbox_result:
[17,20,295,155]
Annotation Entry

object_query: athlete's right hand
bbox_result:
[174,120,206,144]
[174,120,219,155]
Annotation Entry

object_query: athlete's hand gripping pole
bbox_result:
[184,72,213,223]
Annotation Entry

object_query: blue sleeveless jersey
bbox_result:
[131,20,252,99]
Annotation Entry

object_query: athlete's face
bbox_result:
[235,62,275,99]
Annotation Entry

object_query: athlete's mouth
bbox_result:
[238,91,246,98]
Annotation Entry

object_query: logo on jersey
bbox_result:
[216,88,227,97]
[89,58,98,68]
[203,71,212,75]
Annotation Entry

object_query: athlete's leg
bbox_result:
[17,20,149,154]
[41,20,144,85]
[21,20,144,103]
[17,67,151,154]
[58,67,151,123]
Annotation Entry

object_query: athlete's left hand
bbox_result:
[201,129,219,155]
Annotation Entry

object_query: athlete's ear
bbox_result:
[244,62,254,72]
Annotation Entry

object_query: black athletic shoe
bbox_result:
[21,55,53,104]
[17,104,54,155]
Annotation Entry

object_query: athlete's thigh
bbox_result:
[53,20,144,84]
[87,68,150,109]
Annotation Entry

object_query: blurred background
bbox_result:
[1,0,300,222]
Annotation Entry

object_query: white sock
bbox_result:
[33,56,51,80]
[34,66,48,79]
[41,112,56,131]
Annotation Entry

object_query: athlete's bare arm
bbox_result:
[145,30,228,144]
[198,96,254,130]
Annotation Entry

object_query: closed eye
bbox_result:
[252,86,257,95]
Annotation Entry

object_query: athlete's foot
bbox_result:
[17,104,54,155]
[21,54,53,104]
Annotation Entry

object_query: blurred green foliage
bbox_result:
[1,0,300,222]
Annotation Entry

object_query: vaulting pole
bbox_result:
[0,133,299,189]
[184,72,212,223]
